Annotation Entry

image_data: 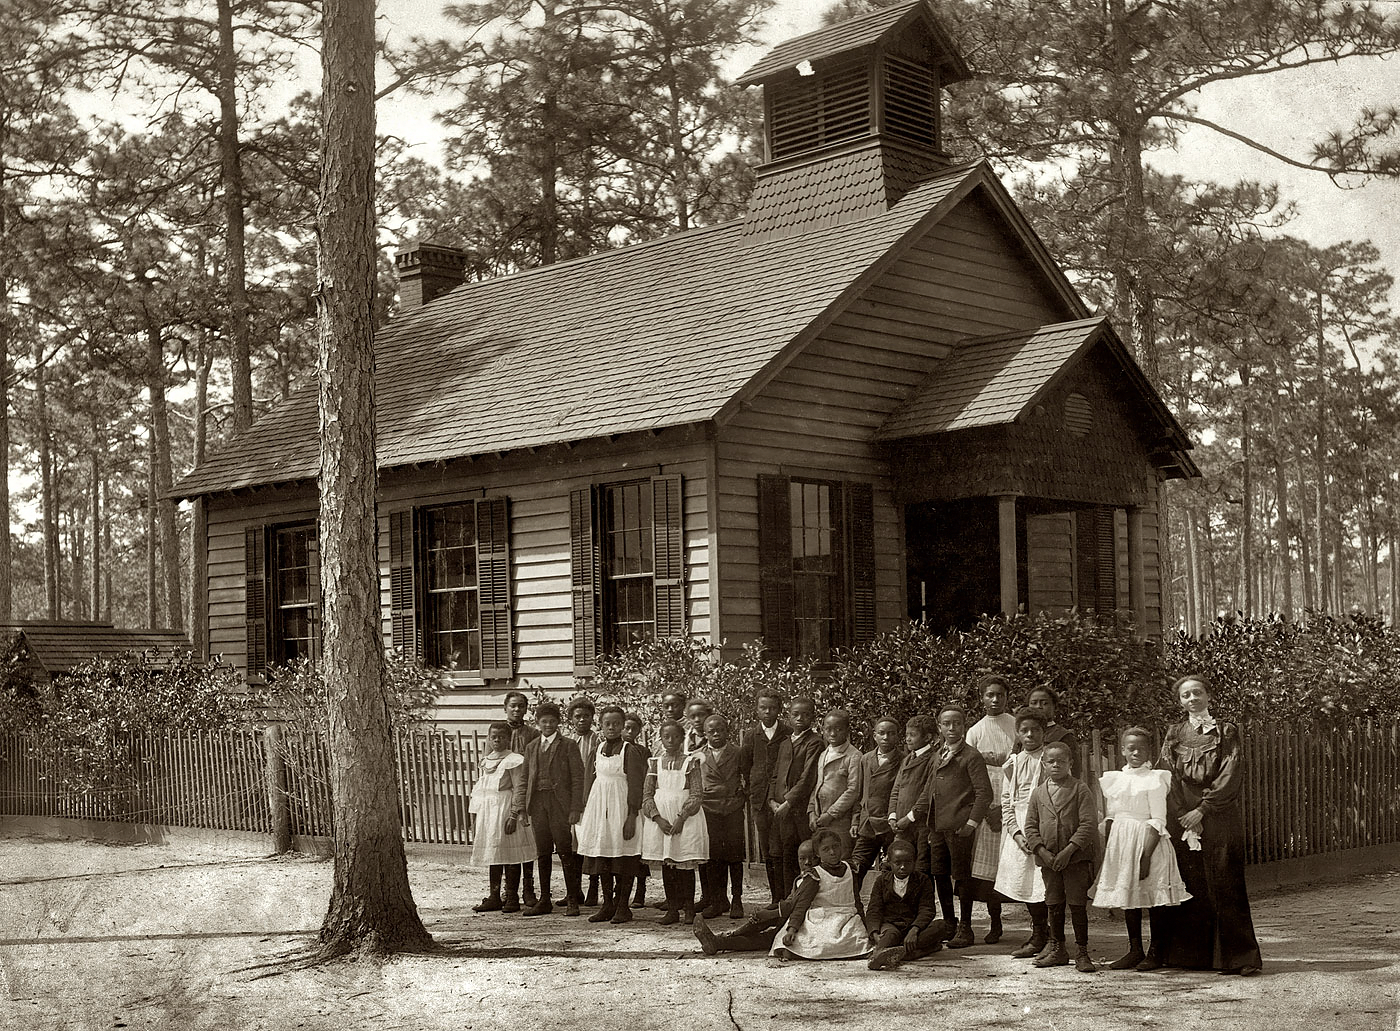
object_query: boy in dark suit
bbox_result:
[921,702,993,948]
[739,688,789,903]
[1024,740,1099,972]
[521,701,586,916]
[503,690,541,907]
[850,715,903,892]
[865,839,950,969]
[887,715,938,875]
[766,696,822,901]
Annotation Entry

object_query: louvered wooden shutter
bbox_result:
[1076,507,1117,620]
[570,487,602,673]
[245,526,268,676]
[389,508,421,658]
[650,475,686,639]
[757,474,796,658]
[477,497,514,679]
[846,482,876,645]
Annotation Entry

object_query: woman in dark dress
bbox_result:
[1158,675,1262,975]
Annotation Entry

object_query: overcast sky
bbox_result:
[368,0,1400,303]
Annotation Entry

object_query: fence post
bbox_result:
[263,724,293,854]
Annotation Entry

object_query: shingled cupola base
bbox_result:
[737,0,972,240]
[394,243,469,309]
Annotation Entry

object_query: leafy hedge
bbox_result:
[574,612,1400,746]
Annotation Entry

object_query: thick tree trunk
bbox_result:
[217,0,255,433]
[316,0,431,958]
[34,338,58,618]
[90,409,102,619]
[146,428,158,627]
[146,317,183,629]
[191,335,212,653]
[1270,397,1294,621]
[0,169,10,621]
[1240,390,1253,620]
[102,475,112,622]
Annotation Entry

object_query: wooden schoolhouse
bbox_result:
[174,1,1197,728]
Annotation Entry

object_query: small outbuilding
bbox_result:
[174,1,1197,727]
[1,622,194,691]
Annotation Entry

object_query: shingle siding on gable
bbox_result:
[716,195,1074,649]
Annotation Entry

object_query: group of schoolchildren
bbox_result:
[469,677,1193,974]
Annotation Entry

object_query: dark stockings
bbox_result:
[503,863,521,901]
[934,873,955,924]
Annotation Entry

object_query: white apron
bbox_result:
[575,745,640,858]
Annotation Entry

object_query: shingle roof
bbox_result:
[735,1,970,86]
[3,622,193,678]
[876,318,1106,439]
[175,160,993,498]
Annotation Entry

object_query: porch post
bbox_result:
[1127,505,1147,636]
[998,495,1018,617]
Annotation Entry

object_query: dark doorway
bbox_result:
[905,498,1012,632]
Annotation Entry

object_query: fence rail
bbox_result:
[0,727,487,846]
[3,720,1398,864]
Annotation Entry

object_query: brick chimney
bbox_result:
[394,242,469,309]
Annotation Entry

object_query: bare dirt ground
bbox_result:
[0,833,1396,1031]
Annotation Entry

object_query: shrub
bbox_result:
[0,633,41,733]
[247,651,446,736]
[580,637,816,730]
[24,650,247,800]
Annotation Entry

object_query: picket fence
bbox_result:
[0,728,488,845]
[2,720,1398,864]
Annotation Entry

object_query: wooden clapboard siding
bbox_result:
[1027,511,1077,614]
[205,486,320,672]
[206,438,711,711]
[375,439,712,700]
[716,196,1074,648]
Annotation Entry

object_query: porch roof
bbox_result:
[874,317,1199,478]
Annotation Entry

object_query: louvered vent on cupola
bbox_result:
[736,0,971,240]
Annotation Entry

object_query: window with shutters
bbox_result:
[387,497,514,679]
[759,475,876,662]
[570,475,685,674]
[422,503,481,671]
[791,480,840,661]
[272,524,320,664]
[603,480,656,650]
[246,521,320,676]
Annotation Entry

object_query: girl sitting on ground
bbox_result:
[641,721,710,925]
[1091,726,1191,970]
[769,828,871,961]
[469,721,538,914]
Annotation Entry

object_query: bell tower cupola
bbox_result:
[736,1,971,239]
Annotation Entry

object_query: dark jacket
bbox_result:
[522,732,586,816]
[852,748,902,837]
[921,740,994,833]
[865,868,938,933]
[887,746,937,830]
[697,742,746,815]
[739,720,791,807]
[1023,778,1098,861]
[508,721,540,757]
[583,739,648,817]
[767,728,824,811]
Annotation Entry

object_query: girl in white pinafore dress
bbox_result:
[1091,726,1191,970]
[575,705,648,924]
[640,722,710,925]
[770,828,871,960]
[965,675,1018,943]
[994,708,1050,958]
[469,722,539,913]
